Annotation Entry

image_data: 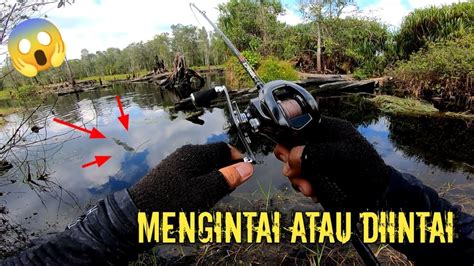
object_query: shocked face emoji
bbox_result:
[8,18,66,78]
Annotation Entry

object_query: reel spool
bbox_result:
[244,80,320,146]
[280,99,304,119]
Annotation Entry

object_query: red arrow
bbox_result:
[82,155,111,168]
[53,118,106,139]
[116,95,129,131]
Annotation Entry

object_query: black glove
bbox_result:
[301,116,391,211]
[129,142,236,213]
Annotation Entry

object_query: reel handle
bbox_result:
[191,88,219,107]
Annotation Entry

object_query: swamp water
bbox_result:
[0,80,472,261]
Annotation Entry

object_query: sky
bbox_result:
[1,0,466,61]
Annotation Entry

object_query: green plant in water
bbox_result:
[370,95,439,116]
[369,95,474,120]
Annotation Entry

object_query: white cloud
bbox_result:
[44,0,226,59]
[362,0,465,27]
[362,0,410,27]
[278,8,303,25]
[407,0,465,9]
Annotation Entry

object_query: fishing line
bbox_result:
[190,3,204,28]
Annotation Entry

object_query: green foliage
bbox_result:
[16,84,41,107]
[396,2,474,58]
[224,50,261,88]
[299,0,355,20]
[352,69,369,80]
[0,89,15,101]
[321,17,392,76]
[257,57,298,82]
[389,33,474,99]
[217,0,286,56]
[225,52,298,88]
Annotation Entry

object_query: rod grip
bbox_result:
[191,88,219,107]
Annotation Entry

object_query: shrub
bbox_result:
[396,2,474,58]
[352,68,369,80]
[224,50,261,88]
[225,53,299,88]
[321,17,392,76]
[257,57,298,82]
[388,33,473,110]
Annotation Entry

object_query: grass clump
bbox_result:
[370,95,474,120]
[370,95,438,116]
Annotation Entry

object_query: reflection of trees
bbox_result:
[0,100,81,218]
[317,95,380,127]
[48,95,82,122]
[388,115,474,173]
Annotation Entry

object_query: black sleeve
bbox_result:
[384,167,474,265]
[0,190,145,266]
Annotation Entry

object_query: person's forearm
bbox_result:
[384,167,474,264]
[1,190,144,265]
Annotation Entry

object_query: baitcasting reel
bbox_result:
[191,80,321,163]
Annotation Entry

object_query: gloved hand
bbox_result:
[129,142,254,212]
[274,116,391,211]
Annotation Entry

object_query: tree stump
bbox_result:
[160,53,205,98]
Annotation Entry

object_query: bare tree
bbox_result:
[298,0,355,73]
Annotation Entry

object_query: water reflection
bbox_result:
[388,115,474,173]
[0,83,472,237]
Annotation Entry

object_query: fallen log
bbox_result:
[298,72,351,81]
[313,80,376,95]
[296,76,346,87]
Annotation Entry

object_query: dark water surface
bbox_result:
[0,81,472,237]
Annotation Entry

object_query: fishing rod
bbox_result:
[189,3,320,163]
[187,4,379,265]
[189,3,264,90]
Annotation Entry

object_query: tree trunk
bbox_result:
[316,22,322,73]
[64,57,76,87]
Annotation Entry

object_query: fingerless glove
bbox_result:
[129,142,234,212]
